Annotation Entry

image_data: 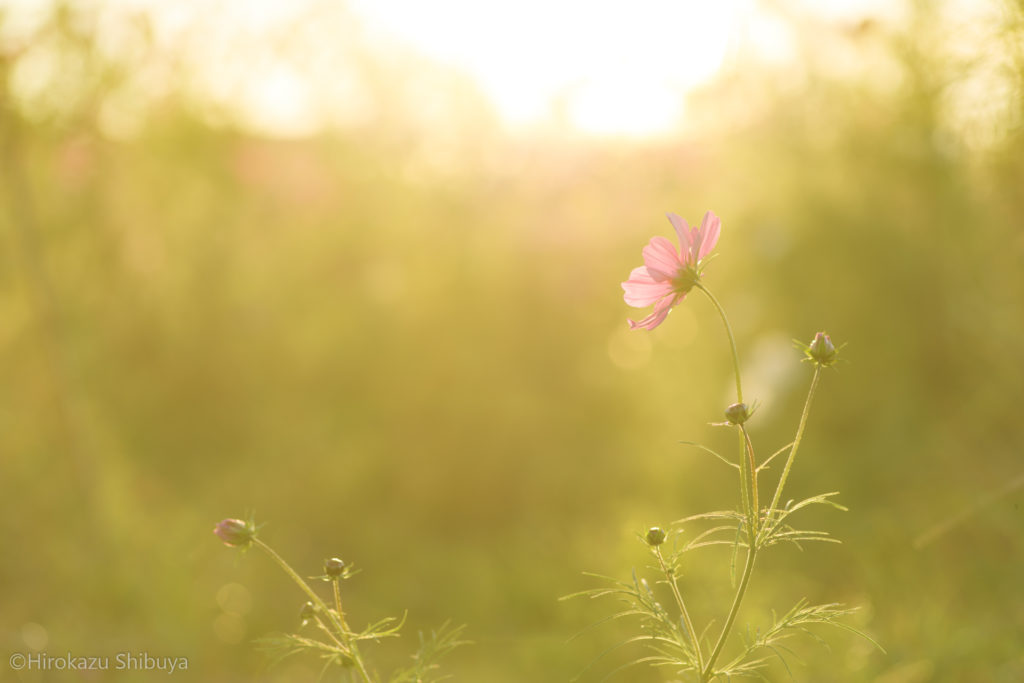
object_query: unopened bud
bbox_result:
[213,518,255,548]
[808,332,838,366]
[724,402,751,425]
[646,527,667,546]
[300,602,317,623]
[324,557,346,578]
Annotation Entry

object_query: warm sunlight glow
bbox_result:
[349,0,741,137]
[13,0,928,138]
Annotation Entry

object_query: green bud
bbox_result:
[724,402,751,425]
[299,601,317,623]
[324,557,346,578]
[646,527,667,546]
[808,332,838,366]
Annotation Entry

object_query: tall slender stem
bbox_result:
[692,282,754,682]
[253,539,375,683]
[696,284,743,404]
[655,547,704,674]
[253,539,332,616]
[702,545,757,680]
[736,427,752,534]
[704,369,823,678]
[766,366,822,518]
[333,580,349,632]
[740,426,759,535]
[702,430,759,681]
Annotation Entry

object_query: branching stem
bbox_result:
[693,282,760,682]
[253,539,374,683]
[655,547,704,674]
[703,367,823,678]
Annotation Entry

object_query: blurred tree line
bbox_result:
[1,1,1022,681]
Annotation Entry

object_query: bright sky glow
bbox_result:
[348,0,743,137]
[4,0,931,139]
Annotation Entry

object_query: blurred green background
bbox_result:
[2,1,1023,681]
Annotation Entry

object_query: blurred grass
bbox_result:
[1,1,1023,681]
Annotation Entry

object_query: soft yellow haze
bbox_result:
[5,0,928,138]
[2,0,1023,681]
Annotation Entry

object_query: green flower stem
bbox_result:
[702,428,760,682]
[696,284,743,404]
[704,370,822,678]
[701,545,757,681]
[655,547,704,674]
[252,539,334,624]
[766,365,822,519]
[693,282,756,682]
[312,612,349,653]
[741,426,759,535]
[253,538,374,683]
[737,426,752,533]
[333,580,350,632]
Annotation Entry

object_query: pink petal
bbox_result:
[666,213,692,257]
[627,294,680,330]
[696,211,721,262]
[641,236,682,281]
[628,308,670,330]
[622,267,674,307]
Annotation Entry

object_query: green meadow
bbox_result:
[2,2,1023,681]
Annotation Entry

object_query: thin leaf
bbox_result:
[756,441,795,473]
[679,440,739,469]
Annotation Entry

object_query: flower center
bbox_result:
[671,267,700,294]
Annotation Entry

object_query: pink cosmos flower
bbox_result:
[621,211,722,330]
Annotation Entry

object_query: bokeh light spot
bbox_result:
[216,582,253,615]
[21,622,48,651]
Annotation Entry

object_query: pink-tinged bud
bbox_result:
[213,518,255,547]
[646,527,667,547]
[807,332,838,366]
[724,402,751,425]
[324,557,346,579]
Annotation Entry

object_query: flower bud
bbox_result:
[646,527,667,547]
[807,332,838,366]
[724,402,751,425]
[299,601,317,623]
[324,557,346,578]
[213,518,255,548]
